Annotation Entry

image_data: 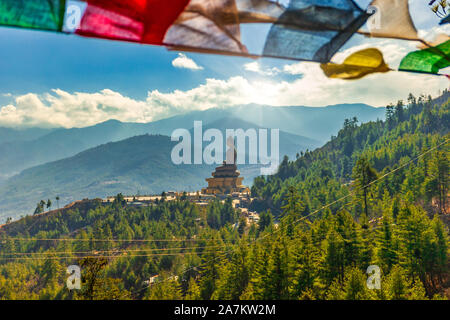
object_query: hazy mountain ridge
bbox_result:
[0,103,383,181]
[228,103,385,141]
[0,117,314,220]
[0,135,209,220]
[0,127,54,144]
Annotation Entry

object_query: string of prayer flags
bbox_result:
[0,0,448,79]
[0,0,369,63]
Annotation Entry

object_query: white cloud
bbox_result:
[0,79,254,128]
[418,24,450,49]
[0,89,149,128]
[172,53,204,70]
[283,63,305,76]
[244,61,281,76]
[1,40,448,128]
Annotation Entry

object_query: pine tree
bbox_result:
[281,186,304,238]
[395,100,405,123]
[258,210,273,233]
[291,234,319,299]
[147,277,182,300]
[41,252,61,288]
[408,281,428,300]
[358,213,373,269]
[199,243,220,300]
[213,242,249,300]
[324,230,345,285]
[425,150,449,213]
[267,238,290,299]
[2,238,16,259]
[335,209,361,268]
[395,205,432,285]
[249,242,272,300]
[39,200,46,212]
[344,267,371,300]
[237,216,247,236]
[376,213,398,272]
[386,265,408,300]
[431,216,448,285]
[326,279,345,300]
[77,257,109,300]
[94,278,130,300]
[34,202,44,215]
[352,157,378,218]
[185,278,201,300]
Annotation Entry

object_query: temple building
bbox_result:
[202,142,249,195]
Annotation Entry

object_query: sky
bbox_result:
[0,0,448,129]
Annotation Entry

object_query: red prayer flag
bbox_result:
[74,0,190,44]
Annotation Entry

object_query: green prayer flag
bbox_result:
[0,0,66,31]
[399,40,450,74]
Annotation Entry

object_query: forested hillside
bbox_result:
[0,102,379,181]
[0,135,212,221]
[251,91,449,217]
[0,118,312,221]
[0,91,448,300]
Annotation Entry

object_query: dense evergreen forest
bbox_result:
[0,91,448,300]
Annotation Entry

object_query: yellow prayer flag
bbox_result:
[320,48,390,80]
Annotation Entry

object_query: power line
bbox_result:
[0,250,228,261]
[2,237,237,243]
[1,245,229,257]
[1,138,447,297]
[261,137,449,241]
[130,137,449,297]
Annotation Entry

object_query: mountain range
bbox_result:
[0,103,384,182]
[0,127,54,143]
[0,117,315,220]
[0,103,386,220]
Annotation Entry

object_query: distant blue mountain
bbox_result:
[0,116,318,220]
[228,103,385,142]
[0,127,54,144]
[0,103,384,182]
[145,103,385,142]
[0,134,208,220]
